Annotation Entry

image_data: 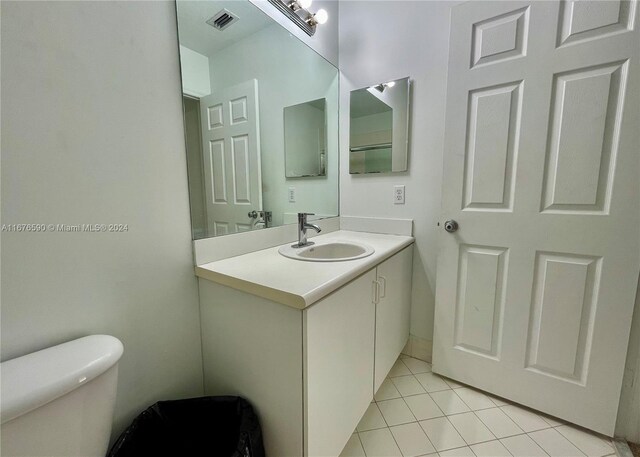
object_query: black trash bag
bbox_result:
[108,396,265,457]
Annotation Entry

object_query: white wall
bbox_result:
[339,0,461,344]
[249,0,339,66]
[179,45,211,97]
[208,24,339,227]
[1,0,204,439]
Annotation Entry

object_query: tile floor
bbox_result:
[340,355,616,457]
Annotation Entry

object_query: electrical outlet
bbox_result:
[394,185,405,204]
[288,187,296,203]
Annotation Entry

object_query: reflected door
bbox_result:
[434,0,639,435]
[200,79,262,236]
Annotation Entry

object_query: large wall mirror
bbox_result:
[349,77,411,174]
[177,0,339,239]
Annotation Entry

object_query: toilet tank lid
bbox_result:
[1,335,124,424]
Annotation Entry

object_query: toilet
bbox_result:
[1,335,124,457]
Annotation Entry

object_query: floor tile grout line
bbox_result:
[399,394,441,455]
[354,431,368,457]
[477,441,515,457]
[358,402,390,433]
[553,425,594,456]
[425,388,471,417]
[466,440,512,457]
[453,385,501,410]
[401,359,557,457]
[419,381,502,456]
[385,421,406,457]
[527,428,585,457]
[446,410,498,449]
[448,384,478,413]
[528,429,558,457]
[398,357,411,371]
[384,365,451,456]
[470,406,526,443]
[553,423,616,453]
[400,393,420,423]
[376,399,392,429]
[356,356,614,457]
[498,404,556,432]
[367,380,423,457]
[500,432,552,457]
[400,387,446,420]
[391,374,428,398]
[424,389,447,420]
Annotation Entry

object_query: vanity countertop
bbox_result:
[195,230,414,309]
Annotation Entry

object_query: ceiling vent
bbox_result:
[206,9,239,31]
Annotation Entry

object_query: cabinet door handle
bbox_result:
[378,276,387,299]
[372,280,380,304]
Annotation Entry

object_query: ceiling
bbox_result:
[177,0,273,57]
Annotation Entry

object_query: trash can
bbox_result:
[108,396,265,457]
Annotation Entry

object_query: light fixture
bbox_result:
[269,0,328,36]
[307,8,328,26]
[370,81,398,93]
[286,0,310,11]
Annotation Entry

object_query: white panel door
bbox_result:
[200,79,262,236]
[434,0,639,435]
[374,246,413,392]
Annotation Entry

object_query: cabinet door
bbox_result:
[375,245,413,391]
[304,269,376,457]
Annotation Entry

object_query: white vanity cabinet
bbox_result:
[305,245,413,456]
[198,241,413,457]
[374,246,413,392]
[304,269,377,457]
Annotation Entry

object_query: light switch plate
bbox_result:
[288,187,296,203]
[394,185,405,204]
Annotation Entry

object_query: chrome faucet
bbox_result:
[295,212,321,247]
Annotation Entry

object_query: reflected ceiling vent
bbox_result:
[206,9,239,31]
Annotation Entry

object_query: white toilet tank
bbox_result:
[1,335,124,457]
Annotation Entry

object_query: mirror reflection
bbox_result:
[177,0,339,239]
[284,98,327,178]
[349,77,411,174]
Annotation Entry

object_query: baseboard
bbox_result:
[402,335,433,363]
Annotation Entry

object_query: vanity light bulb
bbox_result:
[314,9,328,24]
[386,81,396,88]
[299,0,312,9]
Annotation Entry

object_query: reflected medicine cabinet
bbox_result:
[284,98,327,178]
[349,77,411,174]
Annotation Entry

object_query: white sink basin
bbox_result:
[279,240,375,262]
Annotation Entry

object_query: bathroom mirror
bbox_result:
[284,98,326,178]
[349,77,410,174]
[176,0,339,239]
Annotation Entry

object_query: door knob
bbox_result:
[248,210,258,219]
[444,220,459,233]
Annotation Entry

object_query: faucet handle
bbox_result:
[298,212,315,222]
